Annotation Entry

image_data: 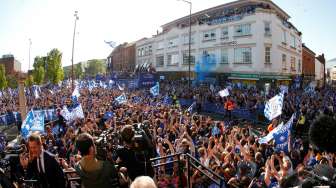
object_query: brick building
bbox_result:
[0,54,21,75]
[302,44,316,83]
[107,42,136,73]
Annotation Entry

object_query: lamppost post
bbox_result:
[178,0,192,90]
[71,11,79,90]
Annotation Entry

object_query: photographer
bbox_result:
[74,133,120,188]
[19,133,65,188]
[115,124,155,181]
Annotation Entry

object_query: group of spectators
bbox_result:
[0,80,335,188]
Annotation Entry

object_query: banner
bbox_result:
[264,93,284,121]
[273,114,294,152]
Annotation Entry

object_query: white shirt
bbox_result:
[37,150,45,173]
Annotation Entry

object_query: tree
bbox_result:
[75,63,84,79]
[25,75,34,87]
[32,56,46,85]
[85,59,107,76]
[0,64,7,89]
[6,75,18,88]
[46,49,64,84]
[33,66,45,85]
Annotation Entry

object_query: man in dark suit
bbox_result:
[19,133,65,188]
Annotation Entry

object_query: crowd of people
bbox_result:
[0,79,335,188]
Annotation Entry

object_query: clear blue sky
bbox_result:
[0,0,335,71]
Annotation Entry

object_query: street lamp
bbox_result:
[178,0,192,90]
[71,11,79,90]
[28,38,32,72]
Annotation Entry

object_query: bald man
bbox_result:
[130,176,157,188]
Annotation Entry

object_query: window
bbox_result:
[138,49,141,57]
[157,41,164,50]
[234,24,251,37]
[282,30,287,44]
[182,34,195,45]
[220,49,228,64]
[167,38,178,48]
[265,47,271,64]
[298,59,301,73]
[156,55,164,67]
[203,30,216,41]
[148,45,152,55]
[290,35,296,48]
[234,48,251,64]
[201,50,216,64]
[290,56,296,71]
[182,52,195,64]
[264,22,271,36]
[221,27,229,39]
[282,54,287,71]
[167,54,179,65]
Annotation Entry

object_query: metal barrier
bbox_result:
[150,153,226,188]
[150,153,184,188]
[185,153,225,188]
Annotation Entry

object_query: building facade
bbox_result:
[0,54,21,75]
[315,58,324,82]
[302,44,315,83]
[136,0,302,85]
[107,42,136,73]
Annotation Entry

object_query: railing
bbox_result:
[185,153,225,188]
[150,153,184,188]
[150,153,226,188]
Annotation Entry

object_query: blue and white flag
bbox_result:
[115,93,127,104]
[30,111,45,133]
[72,85,81,98]
[264,93,284,121]
[103,112,114,120]
[60,106,71,121]
[117,84,124,91]
[163,95,172,105]
[258,122,284,144]
[212,126,220,136]
[21,110,45,138]
[273,114,294,152]
[150,82,159,96]
[34,88,40,99]
[71,104,85,120]
[187,102,196,113]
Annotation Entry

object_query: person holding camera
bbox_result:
[74,133,120,188]
[19,133,65,188]
[115,124,155,181]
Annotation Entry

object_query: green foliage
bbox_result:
[0,64,7,89]
[6,75,18,88]
[46,49,64,84]
[25,75,34,87]
[85,59,107,76]
[75,63,84,79]
[32,56,46,85]
[33,66,45,84]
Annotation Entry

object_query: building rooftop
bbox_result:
[161,0,290,31]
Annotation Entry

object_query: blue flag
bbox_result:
[187,102,196,113]
[150,82,159,96]
[273,114,294,153]
[103,112,114,120]
[115,93,127,104]
[70,104,85,120]
[21,110,45,138]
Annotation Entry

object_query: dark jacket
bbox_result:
[24,151,66,188]
[75,159,119,188]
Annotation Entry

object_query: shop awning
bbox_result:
[228,77,259,80]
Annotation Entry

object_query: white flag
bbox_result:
[264,93,284,121]
[219,88,229,97]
